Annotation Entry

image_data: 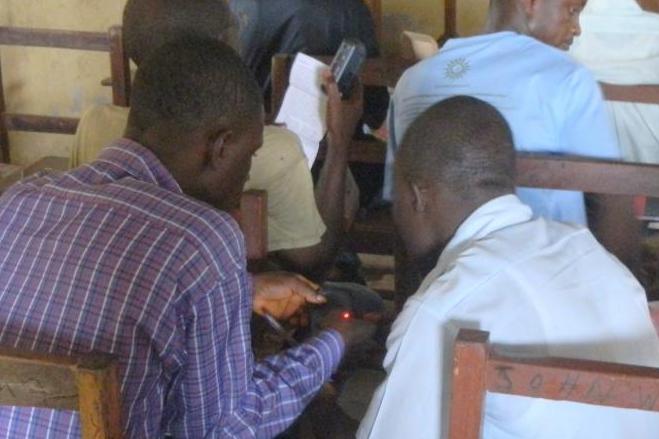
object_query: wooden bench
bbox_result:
[0,347,122,438]
[449,328,659,439]
[0,26,131,163]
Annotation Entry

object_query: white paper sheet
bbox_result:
[275,53,328,167]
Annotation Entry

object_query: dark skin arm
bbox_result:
[271,74,364,281]
[587,193,642,278]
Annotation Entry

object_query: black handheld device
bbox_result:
[329,38,367,99]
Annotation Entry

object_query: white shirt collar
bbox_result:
[431,194,533,280]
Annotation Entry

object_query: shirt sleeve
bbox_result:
[558,67,621,160]
[358,301,457,438]
[171,267,343,438]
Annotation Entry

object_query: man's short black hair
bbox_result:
[123,0,237,65]
[127,37,262,138]
[397,96,516,198]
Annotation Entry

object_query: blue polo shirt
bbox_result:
[384,31,620,225]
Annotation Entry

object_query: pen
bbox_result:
[262,312,299,346]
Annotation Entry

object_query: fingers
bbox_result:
[292,274,326,304]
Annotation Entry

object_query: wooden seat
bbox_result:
[449,328,659,439]
[0,347,122,438]
[0,26,131,163]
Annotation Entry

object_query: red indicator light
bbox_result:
[342,312,351,320]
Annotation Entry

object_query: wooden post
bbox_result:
[0,51,10,163]
[76,357,123,439]
[448,329,489,439]
[108,26,131,108]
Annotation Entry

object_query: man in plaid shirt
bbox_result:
[0,38,365,438]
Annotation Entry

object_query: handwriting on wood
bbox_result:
[491,363,659,411]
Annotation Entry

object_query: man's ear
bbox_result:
[411,182,429,214]
[207,130,233,170]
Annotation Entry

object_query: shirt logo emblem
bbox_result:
[445,58,470,80]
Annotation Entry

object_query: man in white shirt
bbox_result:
[570,0,659,163]
[358,96,659,438]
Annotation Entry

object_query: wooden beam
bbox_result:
[4,114,79,135]
[0,27,109,52]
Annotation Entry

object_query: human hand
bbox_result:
[320,309,376,348]
[252,272,326,320]
[323,69,364,150]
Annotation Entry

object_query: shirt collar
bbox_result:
[435,194,533,274]
[96,138,183,194]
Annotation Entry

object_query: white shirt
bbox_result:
[570,0,659,163]
[358,195,659,439]
[384,32,620,225]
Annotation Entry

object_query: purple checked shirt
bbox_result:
[0,139,344,438]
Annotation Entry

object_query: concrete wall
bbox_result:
[1,0,488,165]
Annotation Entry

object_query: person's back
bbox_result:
[0,142,248,436]
[361,196,659,438]
[385,31,619,224]
[360,96,659,438]
[570,0,659,163]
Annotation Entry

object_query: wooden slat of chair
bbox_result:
[0,25,130,163]
[363,0,383,44]
[449,328,659,439]
[233,189,269,269]
[601,83,659,105]
[0,347,122,439]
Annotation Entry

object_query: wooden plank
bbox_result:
[0,347,80,411]
[488,353,659,412]
[601,83,659,105]
[237,190,269,264]
[4,114,79,134]
[0,27,109,52]
[23,156,69,176]
[516,154,659,197]
[449,329,489,439]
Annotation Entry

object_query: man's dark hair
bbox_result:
[397,96,515,198]
[123,0,237,65]
[127,37,262,138]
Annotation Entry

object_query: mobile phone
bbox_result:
[329,38,367,99]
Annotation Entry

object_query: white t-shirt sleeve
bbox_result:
[558,67,621,160]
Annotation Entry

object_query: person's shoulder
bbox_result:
[76,170,247,276]
[131,184,246,273]
[247,125,307,186]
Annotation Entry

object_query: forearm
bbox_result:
[248,330,345,437]
[313,134,351,265]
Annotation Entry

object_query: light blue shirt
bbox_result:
[384,31,621,225]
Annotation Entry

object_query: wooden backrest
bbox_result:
[650,301,659,336]
[601,83,659,105]
[449,328,659,439]
[516,153,659,197]
[363,0,383,44]
[0,347,122,438]
[0,26,130,163]
[233,189,269,268]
